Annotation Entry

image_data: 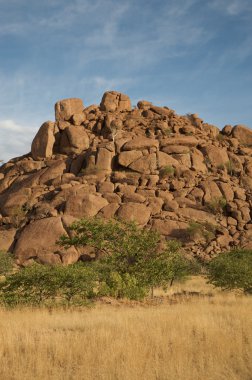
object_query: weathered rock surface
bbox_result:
[1,91,252,264]
[100,91,131,112]
[31,122,55,160]
[55,98,84,121]
[232,124,252,146]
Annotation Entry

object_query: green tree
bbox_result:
[207,249,252,294]
[54,264,97,305]
[0,264,59,306]
[0,251,14,276]
[59,218,193,299]
[0,263,98,307]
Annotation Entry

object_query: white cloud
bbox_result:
[0,120,36,162]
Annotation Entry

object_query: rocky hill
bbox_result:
[1,91,252,265]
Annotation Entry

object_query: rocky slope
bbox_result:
[1,91,252,265]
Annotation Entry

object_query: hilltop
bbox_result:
[0,91,252,265]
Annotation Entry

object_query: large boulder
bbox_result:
[118,151,143,167]
[95,147,114,172]
[157,151,179,168]
[201,146,229,167]
[0,229,16,251]
[129,153,157,174]
[200,180,223,204]
[231,125,252,146]
[39,160,67,185]
[60,125,89,154]
[123,137,158,151]
[152,219,188,238]
[55,98,84,121]
[31,121,56,160]
[117,203,150,225]
[178,208,216,224]
[160,136,199,147]
[191,148,207,172]
[14,217,78,265]
[64,191,108,218]
[100,91,131,112]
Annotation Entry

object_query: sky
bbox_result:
[0,0,252,162]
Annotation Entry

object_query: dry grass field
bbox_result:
[0,277,251,380]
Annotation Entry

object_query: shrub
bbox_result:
[0,251,14,277]
[186,221,216,243]
[9,206,27,228]
[164,128,173,136]
[207,250,252,294]
[207,197,227,215]
[159,165,175,179]
[58,218,192,299]
[0,263,97,307]
[217,163,225,171]
[225,160,235,175]
[216,133,225,142]
[99,271,147,300]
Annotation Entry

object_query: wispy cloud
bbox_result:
[0,120,36,162]
[0,0,251,161]
[209,0,252,15]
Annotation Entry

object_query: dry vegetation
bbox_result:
[0,278,251,380]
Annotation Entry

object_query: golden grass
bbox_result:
[0,277,251,380]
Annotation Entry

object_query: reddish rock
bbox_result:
[161,136,199,147]
[137,100,152,110]
[55,98,84,121]
[118,150,143,167]
[157,151,179,168]
[2,91,252,264]
[14,217,78,265]
[0,229,16,251]
[152,219,188,238]
[232,124,252,146]
[100,91,131,112]
[60,125,89,154]
[31,121,56,160]
[191,148,207,172]
[179,208,216,224]
[117,203,150,225]
[129,153,156,174]
[201,145,229,167]
[123,137,159,151]
[65,191,108,218]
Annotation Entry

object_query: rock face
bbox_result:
[31,122,56,160]
[1,91,252,265]
[100,91,131,112]
[55,98,84,121]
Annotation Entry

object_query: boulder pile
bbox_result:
[1,91,252,265]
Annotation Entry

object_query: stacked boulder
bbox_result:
[1,91,252,265]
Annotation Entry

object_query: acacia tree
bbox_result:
[58,218,193,298]
[207,249,252,294]
[0,263,97,306]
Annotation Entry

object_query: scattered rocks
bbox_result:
[1,90,252,264]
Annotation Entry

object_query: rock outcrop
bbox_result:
[1,90,252,265]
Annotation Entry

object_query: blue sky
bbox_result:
[0,0,252,161]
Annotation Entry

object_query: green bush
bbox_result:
[0,251,14,276]
[0,263,97,307]
[186,221,216,243]
[206,197,227,215]
[99,271,147,300]
[159,165,175,179]
[207,249,252,294]
[59,218,193,299]
[225,160,235,175]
